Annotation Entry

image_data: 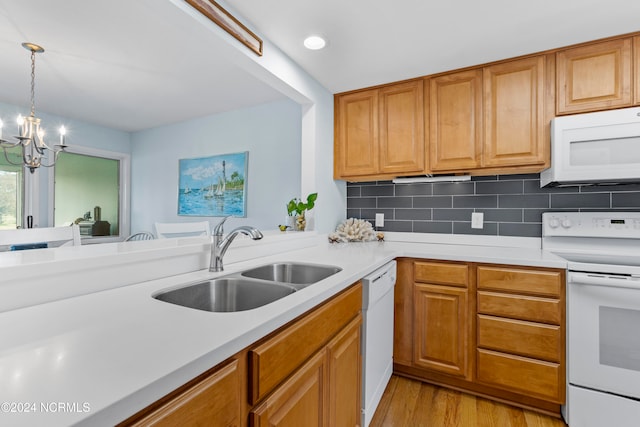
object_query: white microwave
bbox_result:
[540,106,640,187]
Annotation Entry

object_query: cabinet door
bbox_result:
[326,316,362,427]
[557,38,632,114]
[635,36,640,105]
[251,351,326,427]
[126,359,241,427]
[393,259,414,366]
[379,80,425,174]
[429,69,483,171]
[334,90,379,178]
[483,56,548,168]
[414,283,470,378]
[249,283,361,404]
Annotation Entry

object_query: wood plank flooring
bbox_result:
[370,376,568,427]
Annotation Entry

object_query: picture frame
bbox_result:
[178,151,248,217]
[184,0,263,56]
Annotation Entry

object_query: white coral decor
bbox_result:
[329,218,376,243]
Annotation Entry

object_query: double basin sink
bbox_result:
[153,263,342,313]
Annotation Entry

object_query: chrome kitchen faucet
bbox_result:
[210,216,263,272]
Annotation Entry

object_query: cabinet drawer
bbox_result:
[124,359,241,426]
[477,291,561,324]
[250,350,326,427]
[414,261,468,287]
[477,265,562,297]
[249,282,362,404]
[477,349,563,403]
[478,315,561,362]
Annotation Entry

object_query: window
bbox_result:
[0,146,24,229]
[49,146,130,242]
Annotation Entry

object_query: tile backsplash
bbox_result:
[346,174,640,237]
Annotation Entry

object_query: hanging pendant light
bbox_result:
[0,42,68,173]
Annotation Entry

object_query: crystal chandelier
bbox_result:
[0,42,67,173]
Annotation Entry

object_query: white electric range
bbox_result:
[542,212,640,427]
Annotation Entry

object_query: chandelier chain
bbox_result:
[30,49,36,117]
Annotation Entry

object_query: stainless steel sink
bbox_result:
[240,262,342,287]
[153,278,296,312]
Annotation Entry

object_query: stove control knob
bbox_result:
[548,218,560,228]
[561,219,573,229]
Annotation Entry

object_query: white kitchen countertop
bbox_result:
[0,233,566,426]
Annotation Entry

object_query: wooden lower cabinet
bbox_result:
[411,260,472,378]
[118,358,243,427]
[251,350,326,427]
[477,315,561,362]
[394,258,565,417]
[326,316,362,427]
[414,283,469,378]
[251,315,362,427]
[476,265,565,405]
[120,282,362,427]
[476,349,563,402]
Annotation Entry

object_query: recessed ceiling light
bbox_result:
[303,35,327,50]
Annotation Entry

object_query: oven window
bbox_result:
[600,306,640,371]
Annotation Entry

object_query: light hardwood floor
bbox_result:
[370,376,568,427]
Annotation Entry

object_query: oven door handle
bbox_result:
[569,271,640,290]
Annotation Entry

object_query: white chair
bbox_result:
[154,221,211,239]
[0,224,81,251]
[124,231,156,241]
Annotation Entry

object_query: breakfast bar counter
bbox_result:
[0,232,566,426]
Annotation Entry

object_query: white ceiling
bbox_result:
[1,0,639,133]
[0,0,286,132]
[232,0,640,93]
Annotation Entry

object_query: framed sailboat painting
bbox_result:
[177,151,248,217]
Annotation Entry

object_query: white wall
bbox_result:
[130,99,301,233]
[168,0,347,233]
[3,0,350,234]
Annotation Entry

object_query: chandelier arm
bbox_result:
[36,135,54,152]
[0,139,20,148]
[2,147,24,166]
[33,142,46,155]
[36,150,63,168]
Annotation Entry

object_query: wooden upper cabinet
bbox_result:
[635,36,640,105]
[483,55,549,168]
[379,80,425,174]
[429,69,483,171]
[336,32,640,180]
[557,37,633,114]
[334,89,379,178]
[334,80,425,180]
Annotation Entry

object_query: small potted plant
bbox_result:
[287,193,318,231]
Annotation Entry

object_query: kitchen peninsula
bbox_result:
[0,231,566,426]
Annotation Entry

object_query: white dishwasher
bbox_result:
[361,260,397,427]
